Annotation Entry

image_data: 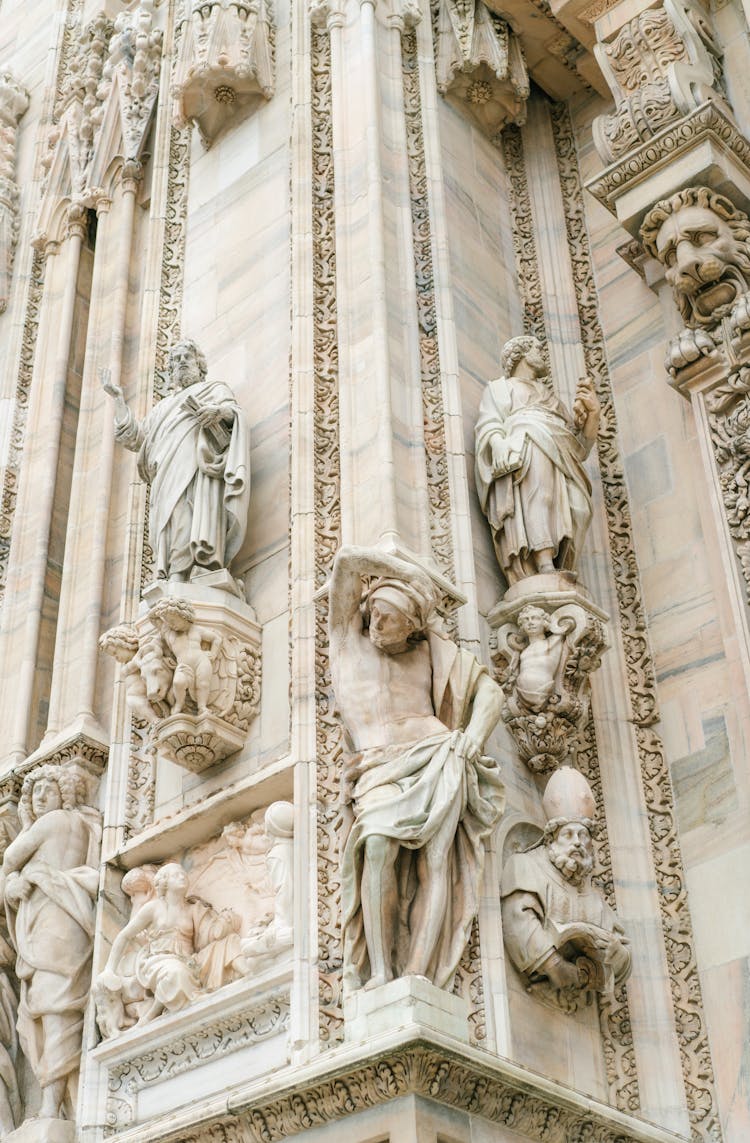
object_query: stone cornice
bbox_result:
[585,101,750,216]
[107,1029,689,1143]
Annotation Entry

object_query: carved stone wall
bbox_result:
[551,101,720,1141]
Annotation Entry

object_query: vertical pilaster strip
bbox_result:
[501,107,640,1116]
[310,24,345,1047]
[550,100,721,1143]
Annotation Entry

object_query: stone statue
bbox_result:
[500,766,631,1012]
[0,763,101,1121]
[102,339,251,584]
[641,186,750,330]
[474,335,600,584]
[329,545,505,993]
[96,862,242,1036]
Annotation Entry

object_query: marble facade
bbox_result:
[0,0,746,1141]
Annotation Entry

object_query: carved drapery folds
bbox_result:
[592,0,726,164]
[434,0,529,138]
[173,0,274,147]
[0,72,29,314]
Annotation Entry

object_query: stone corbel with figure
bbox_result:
[493,601,608,774]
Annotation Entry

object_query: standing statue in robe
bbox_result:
[102,339,251,584]
[474,335,600,584]
[0,764,100,1122]
[329,546,505,993]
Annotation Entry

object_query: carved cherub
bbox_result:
[99,624,172,723]
[149,598,222,716]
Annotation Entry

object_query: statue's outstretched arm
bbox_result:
[100,367,144,453]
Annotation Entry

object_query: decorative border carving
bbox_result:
[551,100,720,1141]
[402,31,456,584]
[139,1037,686,1143]
[586,100,750,215]
[0,249,45,602]
[311,25,345,1048]
[501,114,638,1113]
[106,992,290,1133]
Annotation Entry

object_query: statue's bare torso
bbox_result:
[333,633,445,752]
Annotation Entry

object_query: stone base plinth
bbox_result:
[344,976,469,1044]
[488,571,608,628]
[6,1118,75,1143]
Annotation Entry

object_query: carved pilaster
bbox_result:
[173,0,275,147]
[434,0,529,139]
[0,72,29,314]
[593,0,726,165]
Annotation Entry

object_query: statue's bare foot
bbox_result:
[364,973,389,991]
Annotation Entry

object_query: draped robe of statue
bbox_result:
[474,375,592,581]
[115,379,251,580]
[341,631,505,990]
[5,807,100,1096]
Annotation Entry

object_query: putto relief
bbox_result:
[94,801,294,1039]
[501,767,631,1013]
[328,545,505,996]
[474,335,600,588]
[99,594,261,773]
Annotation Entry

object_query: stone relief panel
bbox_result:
[328,546,505,995]
[173,0,275,147]
[0,71,29,315]
[501,767,631,1013]
[0,759,101,1135]
[592,0,726,164]
[433,0,529,140]
[95,802,294,1040]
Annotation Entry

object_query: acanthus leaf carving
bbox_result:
[0,71,29,315]
[592,0,727,164]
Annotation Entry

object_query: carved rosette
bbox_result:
[0,72,29,314]
[592,0,726,165]
[434,0,529,139]
[490,584,608,774]
[173,0,275,147]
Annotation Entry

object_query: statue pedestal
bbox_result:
[344,976,469,1044]
[6,1119,76,1143]
[487,571,608,628]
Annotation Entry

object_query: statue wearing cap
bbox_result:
[329,545,505,994]
[500,767,631,1011]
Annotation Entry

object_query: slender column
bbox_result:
[45,164,141,736]
[0,204,85,766]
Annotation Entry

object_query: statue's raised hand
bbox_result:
[99,367,123,402]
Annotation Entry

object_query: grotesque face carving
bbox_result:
[641,188,750,328]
